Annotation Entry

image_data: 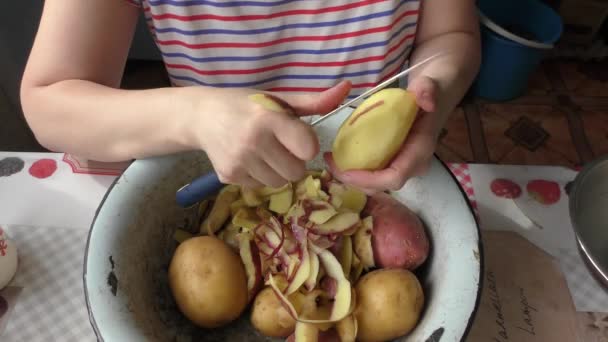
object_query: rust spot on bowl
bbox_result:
[107,255,118,296]
[425,327,444,342]
[107,272,118,296]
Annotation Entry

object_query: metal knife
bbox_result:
[175,53,443,208]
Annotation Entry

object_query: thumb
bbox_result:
[407,76,438,113]
[278,80,352,116]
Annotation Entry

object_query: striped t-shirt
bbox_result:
[125,0,420,99]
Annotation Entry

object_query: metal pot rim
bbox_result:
[569,154,608,288]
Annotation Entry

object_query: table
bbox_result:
[0,152,606,341]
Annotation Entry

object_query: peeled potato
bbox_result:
[355,268,424,342]
[251,287,298,338]
[332,88,418,171]
[168,236,248,328]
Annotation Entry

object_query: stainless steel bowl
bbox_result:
[569,154,608,289]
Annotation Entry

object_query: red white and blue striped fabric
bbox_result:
[124,0,420,99]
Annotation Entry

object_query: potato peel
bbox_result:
[267,273,356,324]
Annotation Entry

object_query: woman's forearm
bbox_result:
[410,31,481,131]
[21,80,199,162]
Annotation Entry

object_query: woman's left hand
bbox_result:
[324,75,442,194]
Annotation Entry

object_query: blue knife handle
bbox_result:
[176,171,224,208]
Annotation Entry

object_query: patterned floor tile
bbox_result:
[478,105,516,162]
[480,103,580,164]
[580,108,608,157]
[504,115,549,151]
[435,143,466,163]
[499,145,576,167]
[559,61,608,97]
[440,107,473,161]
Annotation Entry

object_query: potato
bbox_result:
[251,287,297,338]
[336,314,357,342]
[286,327,341,342]
[269,188,294,214]
[328,182,367,214]
[168,236,248,328]
[248,93,295,114]
[232,207,260,231]
[355,269,424,342]
[173,229,194,244]
[200,185,240,235]
[331,88,418,171]
[353,216,375,270]
[218,222,240,251]
[365,192,429,270]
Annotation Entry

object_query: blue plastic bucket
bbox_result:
[471,0,563,101]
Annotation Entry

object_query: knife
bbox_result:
[175,53,443,208]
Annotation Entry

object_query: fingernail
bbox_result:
[421,91,431,101]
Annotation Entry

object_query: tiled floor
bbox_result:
[1,58,606,167]
[437,59,608,167]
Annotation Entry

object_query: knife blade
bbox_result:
[175,53,444,208]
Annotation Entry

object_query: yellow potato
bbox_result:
[336,314,357,342]
[332,88,418,171]
[251,287,298,338]
[217,222,240,251]
[354,268,424,342]
[269,188,294,214]
[168,236,248,329]
[200,185,240,235]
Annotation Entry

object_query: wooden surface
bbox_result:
[468,231,580,342]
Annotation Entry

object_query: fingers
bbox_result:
[245,155,287,188]
[241,132,291,187]
[240,175,264,189]
[233,81,352,188]
[215,164,263,189]
[323,152,406,190]
[278,80,352,116]
[259,135,307,182]
[324,133,435,192]
[406,76,438,113]
[272,114,320,161]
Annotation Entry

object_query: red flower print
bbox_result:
[29,159,57,179]
[490,178,522,199]
[527,179,561,205]
[0,239,7,257]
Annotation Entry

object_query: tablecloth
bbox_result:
[0,152,606,342]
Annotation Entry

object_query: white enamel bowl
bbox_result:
[84,108,482,342]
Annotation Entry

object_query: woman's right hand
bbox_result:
[189,81,351,189]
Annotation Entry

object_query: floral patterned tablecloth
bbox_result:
[0,152,605,341]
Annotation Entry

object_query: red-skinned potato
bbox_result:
[364,192,429,270]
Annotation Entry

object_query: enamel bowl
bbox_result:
[84,108,482,342]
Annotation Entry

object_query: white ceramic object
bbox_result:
[0,227,18,290]
[84,107,482,342]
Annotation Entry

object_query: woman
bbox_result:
[20,0,480,193]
